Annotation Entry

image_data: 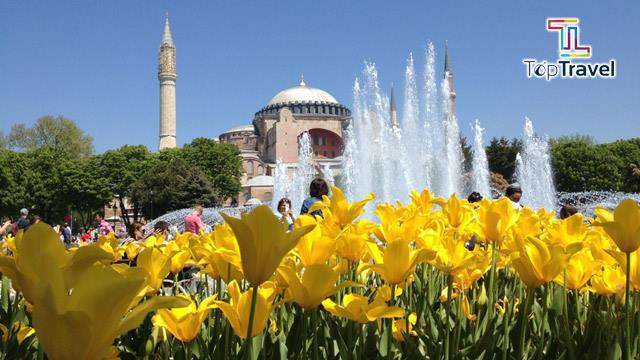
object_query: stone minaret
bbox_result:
[158,14,177,150]
[444,40,456,116]
[389,85,398,128]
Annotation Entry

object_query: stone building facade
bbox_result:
[218,77,351,205]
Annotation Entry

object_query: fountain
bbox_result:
[145,206,257,233]
[471,119,491,197]
[271,132,315,213]
[341,42,468,205]
[269,41,635,216]
[515,118,556,210]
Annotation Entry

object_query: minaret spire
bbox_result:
[158,14,177,150]
[162,12,174,46]
[444,40,452,75]
[443,41,456,120]
[390,85,398,128]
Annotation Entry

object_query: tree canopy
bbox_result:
[131,157,219,219]
[486,137,522,182]
[7,115,94,158]
[179,137,243,201]
[551,140,623,192]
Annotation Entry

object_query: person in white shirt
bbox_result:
[505,183,523,210]
[277,198,295,231]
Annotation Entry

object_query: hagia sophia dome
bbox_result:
[266,78,339,106]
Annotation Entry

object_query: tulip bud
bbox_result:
[145,339,154,355]
[477,284,487,306]
[439,287,449,303]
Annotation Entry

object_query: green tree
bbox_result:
[0,149,30,218]
[8,115,94,158]
[602,138,640,192]
[485,137,522,181]
[17,147,71,222]
[131,157,219,219]
[57,157,112,230]
[179,138,243,201]
[551,140,623,192]
[95,145,157,228]
[549,134,595,147]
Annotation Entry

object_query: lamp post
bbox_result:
[149,190,154,221]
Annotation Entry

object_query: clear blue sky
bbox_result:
[1,0,638,153]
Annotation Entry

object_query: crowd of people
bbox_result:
[1,178,581,250]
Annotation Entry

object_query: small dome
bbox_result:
[222,125,254,134]
[244,175,274,187]
[267,78,339,106]
[245,198,263,206]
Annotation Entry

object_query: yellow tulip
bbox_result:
[547,213,588,248]
[590,265,626,297]
[0,321,35,344]
[392,313,417,342]
[137,246,173,294]
[374,203,426,244]
[442,194,475,229]
[366,240,434,286]
[476,198,519,243]
[554,248,600,290]
[152,295,218,342]
[221,205,314,286]
[335,220,375,263]
[280,263,357,309]
[594,199,640,253]
[124,241,141,260]
[0,223,190,360]
[97,232,125,260]
[293,215,335,267]
[428,229,478,274]
[192,223,244,283]
[409,189,445,215]
[167,248,192,274]
[322,293,404,323]
[2,234,16,253]
[308,185,374,228]
[376,284,403,302]
[510,236,577,288]
[143,234,166,248]
[215,280,276,339]
[174,231,196,248]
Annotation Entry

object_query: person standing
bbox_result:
[61,223,72,247]
[15,208,31,232]
[96,212,113,236]
[505,183,523,210]
[300,178,329,217]
[184,205,205,234]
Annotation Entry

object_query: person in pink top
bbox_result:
[184,205,205,234]
[95,212,113,236]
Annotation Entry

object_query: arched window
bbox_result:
[246,161,254,175]
[303,129,343,159]
[258,165,264,175]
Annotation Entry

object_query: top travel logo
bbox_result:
[523,18,616,81]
